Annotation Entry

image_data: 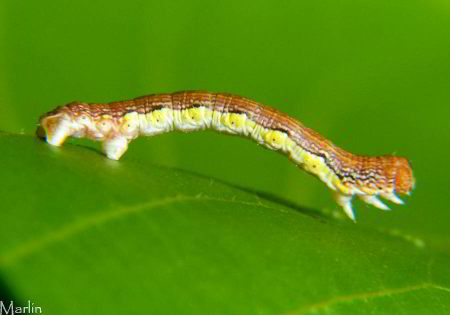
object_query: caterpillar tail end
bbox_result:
[37,113,71,146]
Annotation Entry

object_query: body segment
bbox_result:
[37,91,415,220]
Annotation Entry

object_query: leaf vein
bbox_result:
[0,194,278,267]
[285,282,450,315]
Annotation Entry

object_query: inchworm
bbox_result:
[37,91,415,220]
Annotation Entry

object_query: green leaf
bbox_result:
[1,133,449,315]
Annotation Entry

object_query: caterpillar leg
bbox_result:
[103,136,129,160]
[359,195,390,211]
[333,192,355,221]
[381,192,404,204]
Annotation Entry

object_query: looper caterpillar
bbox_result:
[37,91,415,220]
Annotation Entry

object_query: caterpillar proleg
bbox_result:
[37,91,415,220]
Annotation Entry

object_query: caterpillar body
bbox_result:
[37,91,415,221]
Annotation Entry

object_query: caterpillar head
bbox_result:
[393,157,415,195]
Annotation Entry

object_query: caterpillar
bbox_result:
[37,91,415,220]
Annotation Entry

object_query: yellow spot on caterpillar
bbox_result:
[121,112,139,137]
[153,110,166,124]
[315,161,329,179]
[264,130,285,150]
[147,109,169,127]
[302,153,327,178]
[187,108,202,122]
[303,155,327,178]
[229,113,245,129]
[143,109,173,132]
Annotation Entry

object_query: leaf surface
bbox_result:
[0,133,448,314]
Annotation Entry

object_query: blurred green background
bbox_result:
[0,0,449,247]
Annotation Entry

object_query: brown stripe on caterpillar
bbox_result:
[37,91,415,221]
